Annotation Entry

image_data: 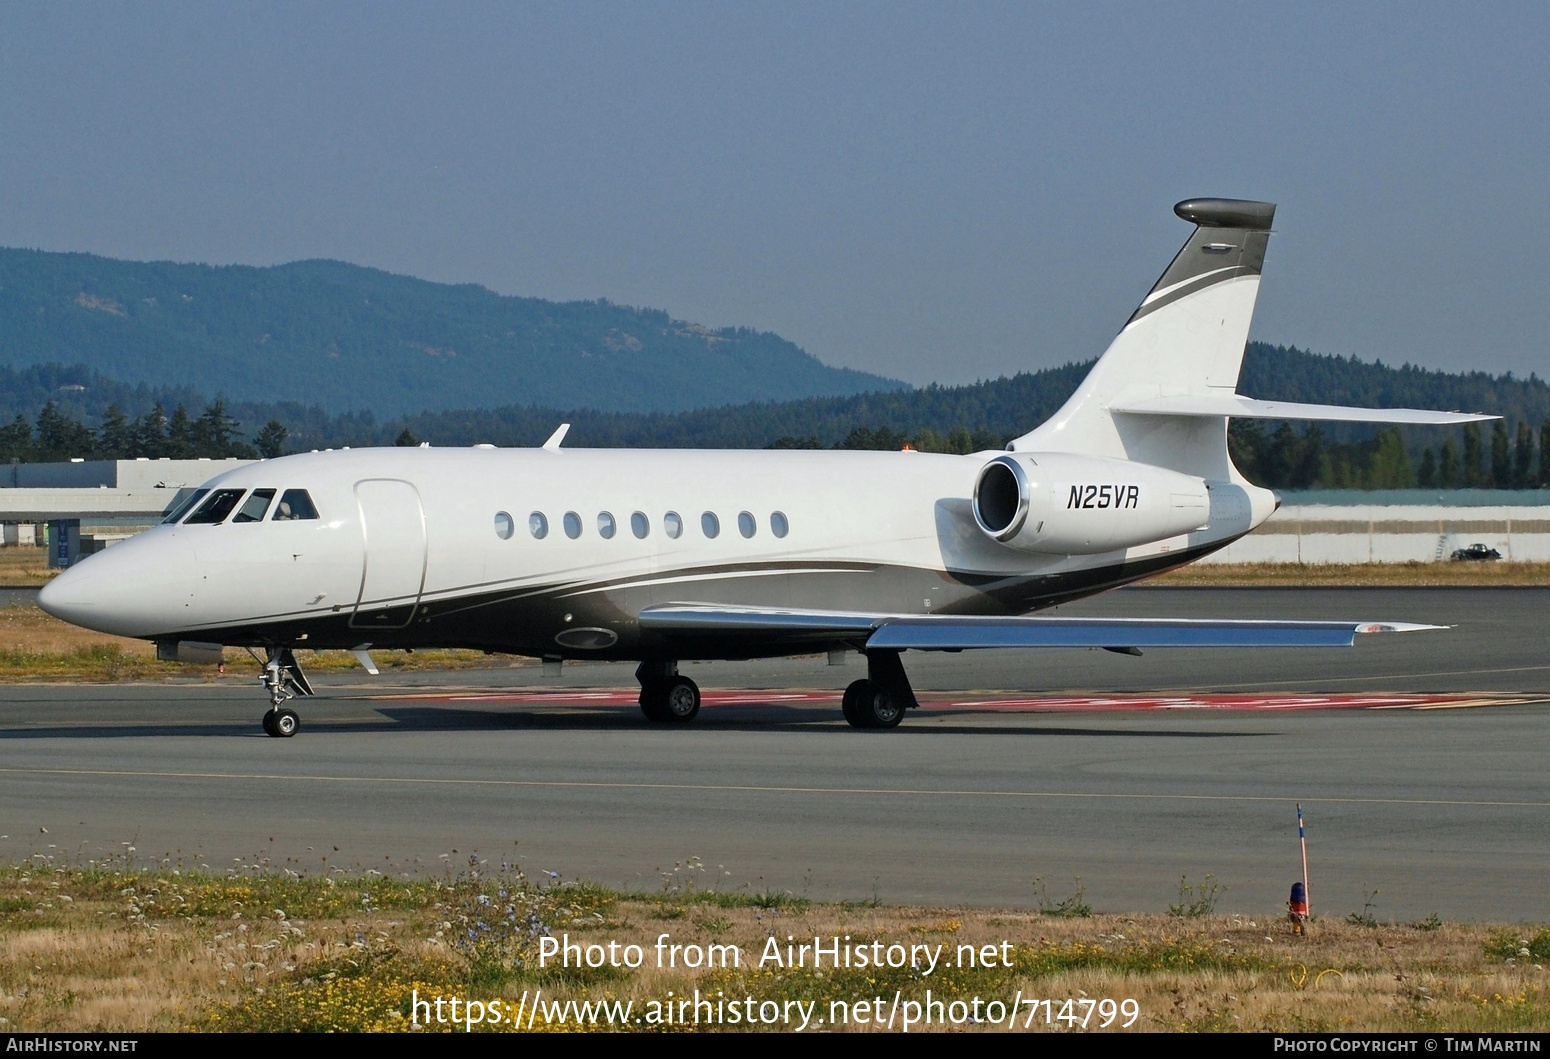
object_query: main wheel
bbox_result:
[262,710,278,736]
[864,686,904,728]
[639,681,671,722]
[661,676,700,721]
[841,679,872,728]
[270,708,300,738]
[842,679,903,729]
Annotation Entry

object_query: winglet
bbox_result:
[543,424,571,451]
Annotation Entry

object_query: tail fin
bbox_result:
[1011,199,1275,478]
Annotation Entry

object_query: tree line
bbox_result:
[0,400,288,463]
[1229,419,1550,490]
[9,393,1550,493]
[4,343,1548,491]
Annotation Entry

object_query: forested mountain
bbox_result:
[0,249,898,415]
[4,344,1547,490]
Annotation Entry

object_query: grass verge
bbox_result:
[0,861,1544,1032]
[0,603,527,680]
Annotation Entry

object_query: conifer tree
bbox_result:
[1514,421,1534,488]
[1462,423,1484,487]
[1490,420,1511,487]
[1439,436,1460,488]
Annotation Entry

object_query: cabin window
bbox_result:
[771,511,790,538]
[631,511,649,539]
[701,512,719,538]
[664,511,683,539]
[529,512,549,539]
[271,489,320,521]
[184,488,246,525]
[161,488,208,524]
[738,511,756,538]
[597,511,616,539]
[563,511,582,539]
[233,489,277,523]
[494,511,515,540]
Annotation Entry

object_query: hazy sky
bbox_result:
[2,2,1546,388]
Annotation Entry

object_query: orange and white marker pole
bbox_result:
[1287,803,1311,935]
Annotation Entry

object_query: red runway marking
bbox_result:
[370,689,1488,712]
[933,694,1463,712]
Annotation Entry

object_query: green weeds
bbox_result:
[1168,874,1224,918]
[1032,876,1093,918]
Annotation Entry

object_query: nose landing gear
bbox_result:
[255,646,313,737]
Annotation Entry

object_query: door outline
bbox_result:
[351,478,427,630]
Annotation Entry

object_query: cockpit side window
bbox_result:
[271,489,320,521]
[233,489,277,523]
[161,488,208,525]
[184,488,247,525]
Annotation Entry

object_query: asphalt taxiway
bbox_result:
[2,587,1546,922]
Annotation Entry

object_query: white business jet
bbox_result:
[38,199,1492,736]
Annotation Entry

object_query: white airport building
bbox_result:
[1,457,255,565]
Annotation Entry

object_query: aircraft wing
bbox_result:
[637,604,1442,650]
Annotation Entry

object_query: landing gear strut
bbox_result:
[841,649,918,730]
[636,660,701,722]
[256,647,313,738]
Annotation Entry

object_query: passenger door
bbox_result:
[351,479,427,630]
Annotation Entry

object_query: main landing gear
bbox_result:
[841,649,920,730]
[255,647,314,738]
[636,661,701,722]
[633,653,919,729]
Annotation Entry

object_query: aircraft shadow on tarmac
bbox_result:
[0,700,1276,740]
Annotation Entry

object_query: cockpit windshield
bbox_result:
[160,488,208,525]
[233,489,277,523]
[183,488,247,525]
[168,486,319,525]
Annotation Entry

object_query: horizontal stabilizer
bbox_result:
[638,604,1442,650]
[1113,394,1497,425]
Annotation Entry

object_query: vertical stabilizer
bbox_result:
[1012,199,1275,479]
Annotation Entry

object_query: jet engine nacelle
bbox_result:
[972,453,1211,554]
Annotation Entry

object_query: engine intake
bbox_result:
[972,453,1211,554]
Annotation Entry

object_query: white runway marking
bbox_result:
[1,765,1546,809]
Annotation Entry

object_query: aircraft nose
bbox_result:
[37,533,194,638]
[36,565,92,626]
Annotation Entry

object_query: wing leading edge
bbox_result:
[637,604,1442,651]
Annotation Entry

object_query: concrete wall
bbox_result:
[2,458,255,491]
[113,458,254,491]
[4,460,117,488]
[0,459,257,523]
[1201,503,1550,563]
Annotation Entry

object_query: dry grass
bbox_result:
[0,862,1544,1033]
[1152,561,1550,587]
[0,547,55,587]
[0,603,524,680]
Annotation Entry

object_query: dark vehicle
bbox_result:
[1451,543,1502,561]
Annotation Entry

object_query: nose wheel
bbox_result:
[255,646,313,737]
[262,707,300,738]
